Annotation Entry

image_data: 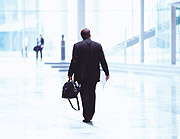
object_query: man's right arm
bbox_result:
[68,44,79,79]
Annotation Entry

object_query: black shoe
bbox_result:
[83,119,91,123]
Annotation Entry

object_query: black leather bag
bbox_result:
[62,80,81,111]
[33,46,38,51]
[33,45,42,52]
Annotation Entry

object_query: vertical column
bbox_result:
[61,0,68,37]
[140,0,144,63]
[131,0,134,63]
[60,0,68,61]
[17,0,23,51]
[92,0,99,37]
[171,6,176,65]
[124,28,127,63]
[21,0,25,56]
[22,0,25,47]
[61,35,65,61]
[77,0,85,41]
[36,0,39,35]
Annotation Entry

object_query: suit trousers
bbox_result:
[80,80,97,121]
[36,48,43,60]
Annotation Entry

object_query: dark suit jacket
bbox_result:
[68,38,109,82]
[40,38,44,45]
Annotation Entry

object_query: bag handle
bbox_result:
[68,97,80,111]
[67,79,80,111]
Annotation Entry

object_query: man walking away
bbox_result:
[68,28,110,123]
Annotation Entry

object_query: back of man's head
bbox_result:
[81,28,90,40]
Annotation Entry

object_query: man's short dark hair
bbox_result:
[81,28,90,40]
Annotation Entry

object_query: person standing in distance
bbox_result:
[36,34,44,61]
[22,36,29,58]
[68,28,110,123]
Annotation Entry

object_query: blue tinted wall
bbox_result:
[0,0,180,65]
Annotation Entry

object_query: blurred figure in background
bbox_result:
[36,34,44,61]
[22,36,29,58]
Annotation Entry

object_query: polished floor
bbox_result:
[0,56,180,139]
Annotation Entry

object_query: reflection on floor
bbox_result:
[0,57,180,139]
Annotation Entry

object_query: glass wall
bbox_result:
[151,0,171,64]
[0,0,179,65]
[176,8,180,65]
[95,0,178,65]
[85,0,141,63]
[85,0,178,65]
[0,0,77,60]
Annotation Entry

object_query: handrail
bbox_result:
[106,16,180,56]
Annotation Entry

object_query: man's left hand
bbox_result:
[68,76,72,80]
[106,75,110,81]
